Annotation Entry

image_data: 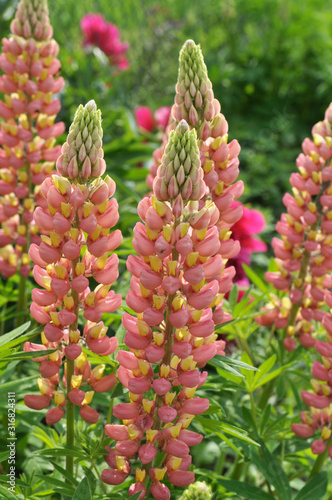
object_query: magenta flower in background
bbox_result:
[135,105,172,133]
[228,202,267,285]
[80,13,129,70]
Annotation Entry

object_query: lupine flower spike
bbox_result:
[0,0,65,280]
[147,40,243,289]
[24,100,122,428]
[256,103,332,459]
[101,120,235,499]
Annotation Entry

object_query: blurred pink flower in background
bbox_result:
[227,202,267,285]
[135,105,171,132]
[80,13,129,70]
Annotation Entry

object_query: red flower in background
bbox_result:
[228,202,267,285]
[80,14,129,70]
[135,105,171,133]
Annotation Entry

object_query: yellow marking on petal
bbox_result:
[321,427,331,440]
[153,332,164,346]
[191,309,203,322]
[192,279,205,292]
[180,356,193,371]
[160,364,170,378]
[139,283,150,298]
[54,264,66,279]
[61,202,71,218]
[153,199,167,217]
[142,399,154,414]
[83,203,93,218]
[90,226,101,241]
[164,392,176,405]
[37,378,50,395]
[49,312,60,326]
[163,225,173,242]
[170,356,180,369]
[180,222,190,238]
[146,226,159,240]
[146,429,158,442]
[128,425,140,440]
[138,359,150,376]
[187,252,199,267]
[70,375,82,389]
[172,296,183,311]
[75,353,87,370]
[154,467,167,481]
[168,260,177,276]
[85,292,95,307]
[82,391,94,405]
[54,391,65,406]
[149,255,163,272]
[91,364,105,380]
[153,295,164,310]
[215,180,224,196]
[69,329,80,343]
[170,422,182,438]
[136,468,146,482]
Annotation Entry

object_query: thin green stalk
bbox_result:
[239,335,254,364]
[215,445,226,475]
[93,464,107,495]
[249,391,257,427]
[308,435,332,479]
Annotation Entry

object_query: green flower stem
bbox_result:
[308,435,332,479]
[249,391,257,427]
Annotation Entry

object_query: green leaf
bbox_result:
[213,367,243,384]
[195,417,259,446]
[214,431,243,456]
[35,475,75,494]
[0,484,17,499]
[247,441,291,500]
[32,446,86,459]
[0,450,10,462]
[293,472,327,500]
[218,478,274,500]
[222,355,259,371]
[110,382,128,399]
[82,467,97,496]
[228,284,239,311]
[241,352,255,389]
[0,322,30,347]
[253,355,276,386]
[72,477,92,500]
[49,461,79,486]
[253,363,293,391]
[243,263,268,293]
[208,357,244,378]
[0,349,57,361]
